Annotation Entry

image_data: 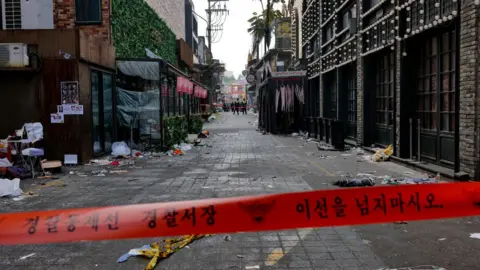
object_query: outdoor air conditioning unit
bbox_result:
[1,0,54,30]
[0,43,29,67]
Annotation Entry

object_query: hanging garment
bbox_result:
[275,88,280,113]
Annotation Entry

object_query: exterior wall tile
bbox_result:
[145,0,186,40]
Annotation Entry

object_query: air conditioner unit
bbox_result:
[0,43,29,67]
[1,0,54,30]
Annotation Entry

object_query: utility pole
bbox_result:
[206,0,229,51]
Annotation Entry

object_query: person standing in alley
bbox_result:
[234,99,240,115]
[242,99,247,115]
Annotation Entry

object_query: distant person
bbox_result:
[235,99,240,115]
[242,100,247,115]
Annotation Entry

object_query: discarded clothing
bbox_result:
[334,177,375,187]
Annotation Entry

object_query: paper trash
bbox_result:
[0,178,23,197]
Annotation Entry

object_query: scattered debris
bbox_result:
[317,141,336,151]
[111,141,131,157]
[394,221,408,225]
[19,253,36,260]
[382,174,439,185]
[0,178,22,198]
[207,115,217,122]
[438,238,447,241]
[245,266,260,270]
[117,235,210,269]
[267,185,274,189]
[88,159,110,166]
[362,239,372,245]
[469,233,480,239]
[110,170,128,174]
[92,169,108,177]
[371,145,393,162]
[224,235,232,241]
[110,160,120,167]
[236,255,245,258]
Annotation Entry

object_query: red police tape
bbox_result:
[1,182,480,245]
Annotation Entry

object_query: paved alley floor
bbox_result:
[1,113,480,270]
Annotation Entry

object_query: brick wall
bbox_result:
[459,1,479,176]
[145,0,185,40]
[54,0,111,42]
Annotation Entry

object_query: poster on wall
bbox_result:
[50,113,64,124]
[60,104,84,115]
[60,81,80,104]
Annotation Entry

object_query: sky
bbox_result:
[192,0,262,78]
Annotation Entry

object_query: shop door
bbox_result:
[374,52,394,146]
[415,29,456,167]
[92,70,114,155]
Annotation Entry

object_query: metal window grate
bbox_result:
[3,0,21,29]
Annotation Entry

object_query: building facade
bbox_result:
[0,0,115,162]
[290,0,480,179]
[185,0,199,64]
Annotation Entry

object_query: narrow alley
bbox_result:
[1,113,479,270]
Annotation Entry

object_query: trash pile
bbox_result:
[118,234,210,269]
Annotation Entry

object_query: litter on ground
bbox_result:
[117,234,210,269]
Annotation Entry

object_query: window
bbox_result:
[75,0,102,24]
[342,11,350,30]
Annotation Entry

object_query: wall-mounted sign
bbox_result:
[50,113,64,124]
[61,81,79,104]
[58,104,84,115]
[246,73,256,84]
[242,70,248,76]
[271,71,307,78]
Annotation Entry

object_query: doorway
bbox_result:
[414,28,457,167]
[92,69,114,155]
[339,64,357,140]
[374,51,395,147]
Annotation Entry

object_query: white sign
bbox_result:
[50,113,64,124]
[59,104,84,115]
[64,154,78,165]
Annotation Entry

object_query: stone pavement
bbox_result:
[1,113,479,269]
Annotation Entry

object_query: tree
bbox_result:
[247,0,286,42]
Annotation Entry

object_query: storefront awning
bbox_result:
[117,60,162,81]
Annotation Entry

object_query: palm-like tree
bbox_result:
[247,0,286,43]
